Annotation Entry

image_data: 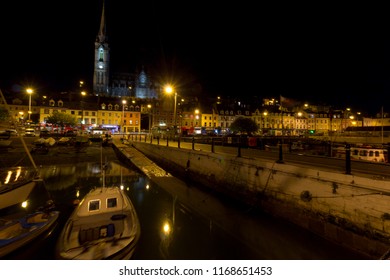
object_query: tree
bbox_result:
[229,117,259,136]
[46,112,77,128]
[0,107,10,122]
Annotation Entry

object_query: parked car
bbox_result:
[24,128,36,137]
[5,129,18,136]
[39,129,50,138]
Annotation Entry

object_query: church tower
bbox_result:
[93,1,110,96]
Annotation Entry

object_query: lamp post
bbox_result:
[260,111,268,135]
[164,85,177,131]
[19,112,24,125]
[81,91,86,131]
[26,88,33,122]
[147,104,152,135]
[122,100,127,135]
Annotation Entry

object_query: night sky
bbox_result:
[1,1,389,115]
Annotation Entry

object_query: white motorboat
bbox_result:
[56,185,140,260]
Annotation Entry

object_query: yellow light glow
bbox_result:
[164,85,173,94]
[4,171,12,184]
[22,201,28,208]
[15,168,21,181]
[163,222,171,235]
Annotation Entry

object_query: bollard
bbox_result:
[192,136,195,150]
[345,143,351,174]
[178,137,181,149]
[276,141,284,163]
[327,141,332,157]
[150,135,152,144]
[211,138,215,153]
[157,136,159,145]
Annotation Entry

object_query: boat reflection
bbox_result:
[2,159,370,260]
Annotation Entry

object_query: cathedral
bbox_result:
[93,2,159,99]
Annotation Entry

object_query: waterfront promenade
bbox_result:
[120,135,390,259]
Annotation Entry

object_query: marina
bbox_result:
[1,155,369,260]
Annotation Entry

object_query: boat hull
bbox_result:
[0,210,60,258]
[56,186,140,260]
[0,166,42,211]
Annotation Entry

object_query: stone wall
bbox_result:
[130,141,390,258]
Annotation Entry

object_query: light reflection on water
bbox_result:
[2,160,370,260]
[31,161,264,260]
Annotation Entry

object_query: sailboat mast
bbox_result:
[0,89,38,172]
[101,142,105,189]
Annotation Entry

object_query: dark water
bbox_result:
[1,160,370,260]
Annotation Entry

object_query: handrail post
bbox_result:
[276,141,284,163]
[237,137,241,157]
[345,143,351,174]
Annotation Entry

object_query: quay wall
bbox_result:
[127,141,390,259]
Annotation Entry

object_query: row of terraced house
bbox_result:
[2,94,390,136]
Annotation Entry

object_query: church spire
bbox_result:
[97,1,106,43]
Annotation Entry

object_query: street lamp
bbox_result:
[164,85,177,131]
[26,88,33,122]
[122,100,127,135]
[81,91,86,130]
[147,104,152,135]
[19,112,24,124]
[260,111,268,135]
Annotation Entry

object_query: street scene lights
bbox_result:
[122,100,127,134]
[164,85,177,131]
[26,88,33,122]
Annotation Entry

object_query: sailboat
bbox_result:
[0,89,44,210]
[55,146,140,260]
[0,89,60,258]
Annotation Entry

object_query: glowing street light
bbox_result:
[147,104,152,135]
[19,111,24,124]
[26,88,33,122]
[122,100,127,135]
[164,85,177,130]
[80,91,86,129]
